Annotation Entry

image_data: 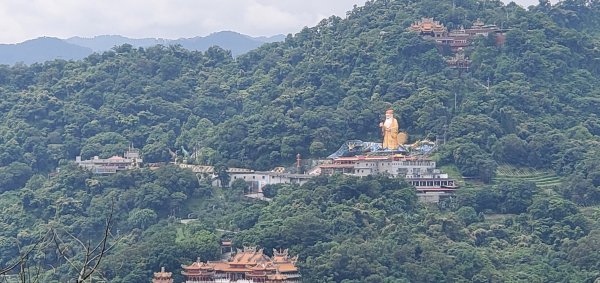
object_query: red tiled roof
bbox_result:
[182,247,299,280]
[268,273,289,280]
[107,156,125,160]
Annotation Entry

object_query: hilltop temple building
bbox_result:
[179,109,457,202]
[316,109,457,202]
[75,147,142,174]
[408,18,506,52]
[180,247,300,283]
[408,17,447,37]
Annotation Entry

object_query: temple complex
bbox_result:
[178,109,457,203]
[317,109,458,202]
[409,18,505,52]
[180,247,300,283]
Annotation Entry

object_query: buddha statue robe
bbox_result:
[381,116,399,150]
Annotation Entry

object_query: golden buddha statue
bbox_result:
[378,109,408,150]
[379,109,399,149]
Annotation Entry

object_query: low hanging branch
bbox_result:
[0,229,54,283]
[52,206,123,283]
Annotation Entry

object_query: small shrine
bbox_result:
[446,48,471,70]
[152,267,174,283]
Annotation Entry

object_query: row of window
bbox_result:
[410,181,454,187]
[233,175,266,180]
[357,161,434,167]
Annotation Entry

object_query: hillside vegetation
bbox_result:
[1,0,600,282]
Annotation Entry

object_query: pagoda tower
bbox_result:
[152,267,173,283]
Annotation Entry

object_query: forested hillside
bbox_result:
[1,0,600,282]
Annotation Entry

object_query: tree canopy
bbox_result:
[1,0,600,281]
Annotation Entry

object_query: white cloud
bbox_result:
[0,0,558,44]
[0,0,364,43]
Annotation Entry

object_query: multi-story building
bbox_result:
[319,155,457,194]
[179,164,312,192]
[75,148,142,174]
[228,171,311,192]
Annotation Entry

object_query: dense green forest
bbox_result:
[1,0,600,282]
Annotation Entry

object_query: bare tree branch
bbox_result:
[2,238,37,275]
[52,229,82,273]
[51,202,122,283]
[4,202,122,283]
[0,229,54,283]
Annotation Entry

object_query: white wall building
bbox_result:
[75,149,142,174]
[320,155,457,193]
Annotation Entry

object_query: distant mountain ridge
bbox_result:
[0,37,93,65]
[0,31,285,65]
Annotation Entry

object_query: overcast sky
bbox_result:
[0,0,553,44]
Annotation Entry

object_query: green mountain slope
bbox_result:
[0,0,600,282]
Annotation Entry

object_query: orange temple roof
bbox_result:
[409,18,447,33]
[152,267,174,283]
[268,273,289,281]
[181,247,299,280]
[153,267,172,278]
[276,263,299,273]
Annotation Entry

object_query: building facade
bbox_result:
[228,172,311,193]
[409,18,506,52]
[75,148,142,174]
[319,155,457,193]
[179,164,311,193]
[181,247,300,283]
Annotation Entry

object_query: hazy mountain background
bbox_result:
[0,0,599,282]
[0,31,285,65]
[0,37,93,65]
